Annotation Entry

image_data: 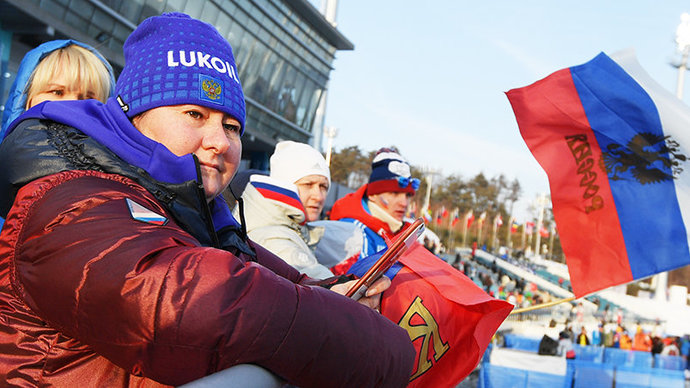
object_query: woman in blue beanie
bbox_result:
[0,12,414,388]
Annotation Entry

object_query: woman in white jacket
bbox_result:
[235,141,361,279]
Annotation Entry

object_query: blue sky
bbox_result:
[323,1,690,220]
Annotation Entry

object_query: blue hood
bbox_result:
[0,39,116,138]
[7,97,238,229]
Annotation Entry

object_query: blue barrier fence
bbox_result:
[503,334,542,353]
[480,360,685,388]
[654,354,686,371]
[569,359,613,388]
[503,335,685,370]
[489,335,687,387]
[478,363,573,388]
[572,344,604,363]
[603,347,653,368]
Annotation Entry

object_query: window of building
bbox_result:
[199,2,220,25]
[163,0,187,12]
[182,0,203,18]
[300,82,323,131]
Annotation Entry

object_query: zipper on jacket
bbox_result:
[192,154,221,248]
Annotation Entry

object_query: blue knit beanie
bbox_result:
[367,148,418,196]
[115,12,246,133]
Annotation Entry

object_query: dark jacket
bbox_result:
[0,99,415,387]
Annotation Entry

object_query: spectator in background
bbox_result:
[619,329,633,350]
[591,323,603,346]
[1,39,115,137]
[558,331,575,359]
[632,324,652,352]
[652,336,665,355]
[423,236,435,254]
[576,326,590,346]
[236,141,361,279]
[0,39,115,229]
[329,147,419,272]
[661,337,680,356]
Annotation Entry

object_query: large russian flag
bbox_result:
[507,50,690,297]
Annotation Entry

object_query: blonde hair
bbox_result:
[25,44,111,109]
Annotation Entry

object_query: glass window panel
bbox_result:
[262,61,284,110]
[215,13,231,38]
[254,51,280,106]
[291,72,308,125]
[246,18,258,34]
[118,0,144,23]
[100,0,123,11]
[302,84,323,130]
[69,0,94,19]
[233,8,247,25]
[247,51,277,108]
[63,10,87,30]
[87,24,102,40]
[141,0,165,20]
[225,2,237,14]
[164,0,187,12]
[236,30,255,76]
[111,23,132,42]
[227,21,244,50]
[199,3,219,25]
[239,40,266,102]
[276,66,297,122]
[40,0,67,19]
[182,0,202,18]
[257,28,269,43]
[91,9,115,34]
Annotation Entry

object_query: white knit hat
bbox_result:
[269,140,331,186]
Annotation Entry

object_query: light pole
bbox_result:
[419,167,439,222]
[675,12,690,99]
[323,126,338,166]
[652,13,690,301]
[533,193,547,258]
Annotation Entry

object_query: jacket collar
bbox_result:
[329,184,395,237]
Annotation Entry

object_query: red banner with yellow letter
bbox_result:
[380,244,512,387]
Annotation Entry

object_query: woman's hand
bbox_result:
[330,276,391,311]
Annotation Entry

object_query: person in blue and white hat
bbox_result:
[0,13,414,387]
[330,147,420,266]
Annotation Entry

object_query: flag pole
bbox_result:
[509,296,577,315]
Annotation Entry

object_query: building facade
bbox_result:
[0,0,352,170]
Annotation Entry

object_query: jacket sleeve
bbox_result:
[6,172,414,387]
[248,226,335,279]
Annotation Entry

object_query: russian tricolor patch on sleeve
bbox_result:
[126,198,168,225]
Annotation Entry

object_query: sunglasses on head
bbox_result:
[397,176,420,190]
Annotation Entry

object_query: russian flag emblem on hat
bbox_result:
[126,198,168,225]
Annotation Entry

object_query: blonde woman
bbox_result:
[1,39,115,137]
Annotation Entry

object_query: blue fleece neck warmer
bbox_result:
[9,98,239,229]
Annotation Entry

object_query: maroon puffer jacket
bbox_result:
[0,170,414,387]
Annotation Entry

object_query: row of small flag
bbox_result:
[410,205,555,237]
